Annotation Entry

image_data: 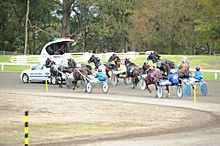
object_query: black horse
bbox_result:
[147,51,175,76]
[88,55,101,69]
[108,54,121,65]
[45,59,65,87]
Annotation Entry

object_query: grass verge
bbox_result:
[0,122,141,144]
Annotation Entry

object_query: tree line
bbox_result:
[0,0,219,55]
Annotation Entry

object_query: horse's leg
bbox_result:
[166,85,170,98]
[72,80,77,90]
[146,83,151,93]
[56,72,63,88]
[72,75,78,90]
[131,77,135,89]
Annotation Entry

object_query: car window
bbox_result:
[34,65,43,70]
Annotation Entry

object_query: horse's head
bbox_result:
[88,55,100,69]
[142,62,150,71]
[68,58,77,68]
[88,55,100,63]
[88,55,95,63]
[147,52,161,63]
[108,54,120,63]
[124,58,130,66]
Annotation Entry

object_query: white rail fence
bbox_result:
[0,62,220,80]
[0,63,36,71]
[9,52,146,64]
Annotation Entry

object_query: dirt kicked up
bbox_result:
[0,92,214,146]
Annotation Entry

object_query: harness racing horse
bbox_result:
[67,58,77,73]
[147,51,175,77]
[71,66,93,91]
[45,59,66,87]
[124,58,141,89]
[88,55,101,69]
[88,55,112,78]
[108,54,121,69]
[141,62,164,93]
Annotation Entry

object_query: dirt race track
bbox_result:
[0,72,220,146]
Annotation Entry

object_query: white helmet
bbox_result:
[67,54,72,59]
[170,69,177,74]
[182,56,187,63]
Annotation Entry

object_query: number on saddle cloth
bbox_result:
[150,68,157,77]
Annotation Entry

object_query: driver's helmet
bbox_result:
[67,54,72,60]
[196,66,200,71]
[182,56,187,63]
[170,69,177,74]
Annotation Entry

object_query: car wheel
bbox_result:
[22,74,29,83]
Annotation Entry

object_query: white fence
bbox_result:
[9,52,145,64]
[0,62,220,80]
[0,62,36,71]
[10,55,40,64]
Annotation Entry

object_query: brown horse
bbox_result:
[124,58,141,89]
[141,63,164,93]
[71,67,92,90]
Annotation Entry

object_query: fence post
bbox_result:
[24,111,29,146]
[194,84,196,104]
[214,72,217,80]
[1,64,4,71]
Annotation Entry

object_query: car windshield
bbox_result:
[34,65,43,70]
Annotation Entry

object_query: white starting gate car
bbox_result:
[20,64,54,84]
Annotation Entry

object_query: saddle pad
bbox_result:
[159,80,171,86]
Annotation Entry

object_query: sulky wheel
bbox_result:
[124,77,132,85]
[184,84,191,97]
[139,78,146,91]
[102,82,109,93]
[111,75,118,86]
[66,78,73,89]
[200,82,207,96]
[86,82,93,93]
[177,86,183,98]
[81,79,87,88]
[50,76,57,85]
[157,86,163,99]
